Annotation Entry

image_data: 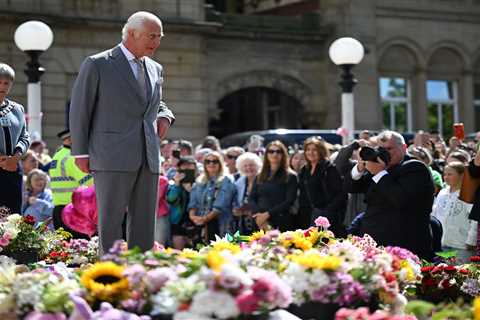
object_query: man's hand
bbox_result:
[157,118,171,140]
[173,171,185,186]
[365,158,387,175]
[75,158,90,173]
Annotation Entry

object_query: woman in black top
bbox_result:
[250,140,298,232]
[0,63,30,214]
[298,137,347,235]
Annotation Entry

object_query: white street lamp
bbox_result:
[14,20,54,140]
[329,37,364,144]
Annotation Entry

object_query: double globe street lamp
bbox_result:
[329,37,365,144]
[14,20,54,140]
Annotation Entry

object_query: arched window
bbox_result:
[427,48,464,137]
[378,44,417,132]
[209,87,303,138]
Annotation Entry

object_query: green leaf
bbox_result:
[435,250,457,259]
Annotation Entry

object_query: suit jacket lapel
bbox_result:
[110,46,147,104]
[144,59,157,103]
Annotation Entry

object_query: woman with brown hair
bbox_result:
[249,140,298,231]
[297,136,347,234]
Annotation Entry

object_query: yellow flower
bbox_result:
[292,236,312,251]
[306,229,320,245]
[474,297,480,320]
[289,252,342,271]
[249,230,265,242]
[207,250,226,272]
[80,262,129,301]
[179,248,199,259]
[212,241,240,254]
[399,260,415,281]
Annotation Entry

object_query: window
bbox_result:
[379,77,411,132]
[426,80,458,137]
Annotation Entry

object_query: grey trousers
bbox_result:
[93,162,159,255]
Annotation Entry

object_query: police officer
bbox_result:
[49,129,93,230]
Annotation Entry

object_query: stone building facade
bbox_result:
[0,0,479,148]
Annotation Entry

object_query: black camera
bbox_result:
[359,146,390,165]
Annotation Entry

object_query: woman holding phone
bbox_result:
[166,156,197,249]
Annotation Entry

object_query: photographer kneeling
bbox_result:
[345,131,434,260]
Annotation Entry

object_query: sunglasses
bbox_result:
[205,159,220,165]
[267,149,283,155]
[226,154,238,159]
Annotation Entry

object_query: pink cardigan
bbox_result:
[157,175,170,217]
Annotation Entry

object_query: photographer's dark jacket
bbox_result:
[345,155,434,260]
[297,160,347,229]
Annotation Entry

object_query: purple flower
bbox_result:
[258,235,272,245]
[145,267,177,293]
[124,264,146,286]
[461,278,480,296]
[385,246,420,264]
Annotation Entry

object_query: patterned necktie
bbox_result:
[134,58,147,100]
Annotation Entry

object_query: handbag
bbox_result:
[460,165,480,204]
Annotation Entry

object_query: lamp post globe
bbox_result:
[328,37,364,144]
[328,37,364,66]
[14,20,54,140]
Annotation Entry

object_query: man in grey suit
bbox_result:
[69,11,174,254]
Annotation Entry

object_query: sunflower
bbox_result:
[80,261,129,301]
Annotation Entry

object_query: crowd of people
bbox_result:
[2,107,480,262]
[1,11,480,263]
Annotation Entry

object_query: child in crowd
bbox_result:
[432,161,477,263]
[22,169,54,229]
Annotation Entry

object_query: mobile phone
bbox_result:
[172,149,181,159]
[178,169,195,184]
[453,123,465,140]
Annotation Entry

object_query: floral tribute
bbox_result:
[0,214,44,256]
[4,215,480,320]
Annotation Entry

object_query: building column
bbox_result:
[461,71,475,133]
[413,69,428,131]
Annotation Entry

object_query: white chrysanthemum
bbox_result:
[309,269,330,289]
[151,290,179,315]
[327,241,365,271]
[373,252,393,272]
[189,290,240,319]
[219,264,253,290]
[6,214,22,223]
[282,263,310,304]
[174,312,214,320]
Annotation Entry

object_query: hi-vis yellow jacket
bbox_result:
[48,146,93,206]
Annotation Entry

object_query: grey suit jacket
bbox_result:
[69,45,175,173]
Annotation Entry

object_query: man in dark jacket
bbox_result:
[345,131,434,260]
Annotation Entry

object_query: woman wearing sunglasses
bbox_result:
[187,151,236,243]
[298,137,347,235]
[249,140,298,231]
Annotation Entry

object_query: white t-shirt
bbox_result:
[432,186,477,249]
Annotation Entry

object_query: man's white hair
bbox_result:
[121,11,163,41]
[377,130,405,147]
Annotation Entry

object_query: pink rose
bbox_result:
[0,237,9,247]
[314,216,330,229]
[236,291,260,313]
[3,232,12,240]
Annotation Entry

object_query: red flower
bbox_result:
[439,279,452,289]
[421,266,435,273]
[431,266,444,274]
[422,278,437,287]
[24,215,35,225]
[459,269,469,274]
[444,265,457,272]
[470,256,480,262]
[384,272,396,283]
